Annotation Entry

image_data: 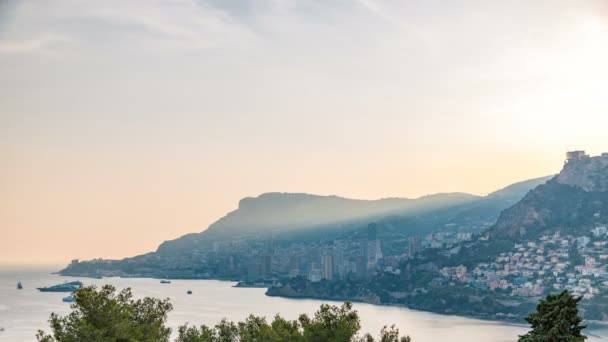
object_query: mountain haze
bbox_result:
[154,176,553,255]
[156,192,480,253]
[374,175,553,238]
[61,177,550,278]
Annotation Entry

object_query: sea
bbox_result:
[1,266,606,342]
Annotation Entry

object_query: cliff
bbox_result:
[556,154,608,192]
[491,153,608,239]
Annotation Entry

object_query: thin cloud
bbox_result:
[0,33,71,55]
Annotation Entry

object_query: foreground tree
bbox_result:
[37,285,172,342]
[177,302,411,342]
[518,290,587,342]
[357,325,411,342]
[38,286,411,342]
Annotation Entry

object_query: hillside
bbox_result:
[156,192,480,254]
[155,176,555,255]
[373,176,553,239]
[60,174,551,280]
[490,154,608,239]
[266,153,608,321]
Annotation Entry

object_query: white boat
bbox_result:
[38,281,83,292]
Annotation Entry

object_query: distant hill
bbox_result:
[156,192,480,254]
[60,173,554,282]
[154,176,553,255]
[374,176,553,238]
[446,176,554,225]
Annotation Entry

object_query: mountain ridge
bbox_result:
[155,177,553,254]
[156,191,482,254]
[490,153,608,239]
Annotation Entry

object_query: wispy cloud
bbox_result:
[356,0,401,27]
[0,33,71,55]
[2,0,608,263]
[0,0,261,57]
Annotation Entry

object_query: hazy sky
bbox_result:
[1,0,608,265]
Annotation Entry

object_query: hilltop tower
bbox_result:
[565,150,589,163]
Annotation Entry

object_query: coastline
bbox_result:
[52,273,545,325]
[0,269,544,342]
[57,270,608,330]
[264,288,524,323]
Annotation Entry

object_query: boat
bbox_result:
[62,295,75,303]
[160,280,171,284]
[17,281,23,289]
[37,281,83,292]
[187,290,192,295]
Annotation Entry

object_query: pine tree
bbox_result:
[518,290,587,342]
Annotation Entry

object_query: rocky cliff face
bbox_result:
[491,154,608,239]
[556,155,608,192]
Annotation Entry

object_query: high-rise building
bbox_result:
[261,254,272,278]
[265,240,275,255]
[289,256,300,272]
[353,256,364,277]
[323,255,334,280]
[367,223,382,269]
[408,236,422,258]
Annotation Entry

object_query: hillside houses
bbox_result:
[440,229,608,299]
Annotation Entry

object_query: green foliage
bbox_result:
[36,285,172,342]
[298,302,360,341]
[356,325,411,342]
[518,291,587,342]
[38,287,411,342]
[176,302,412,342]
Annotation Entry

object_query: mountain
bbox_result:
[487,176,556,201]
[269,152,608,321]
[374,175,553,239]
[158,177,554,255]
[432,152,608,270]
[60,174,553,283]
[208,192,480,235]
[156,192,480,254]
[448,175,554,223]
[390,152,608,320]
[490,153,608,239]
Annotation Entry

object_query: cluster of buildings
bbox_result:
[121,223,391,282]
[235,223,479,282]
[282,223,386,282]
[438,227,608,299]
[411,230,475,254]
[94,215,608,302]
[92,220,481,282]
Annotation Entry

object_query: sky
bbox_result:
[1,0,608,265]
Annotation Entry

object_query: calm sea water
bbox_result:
[1,267,606,342]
